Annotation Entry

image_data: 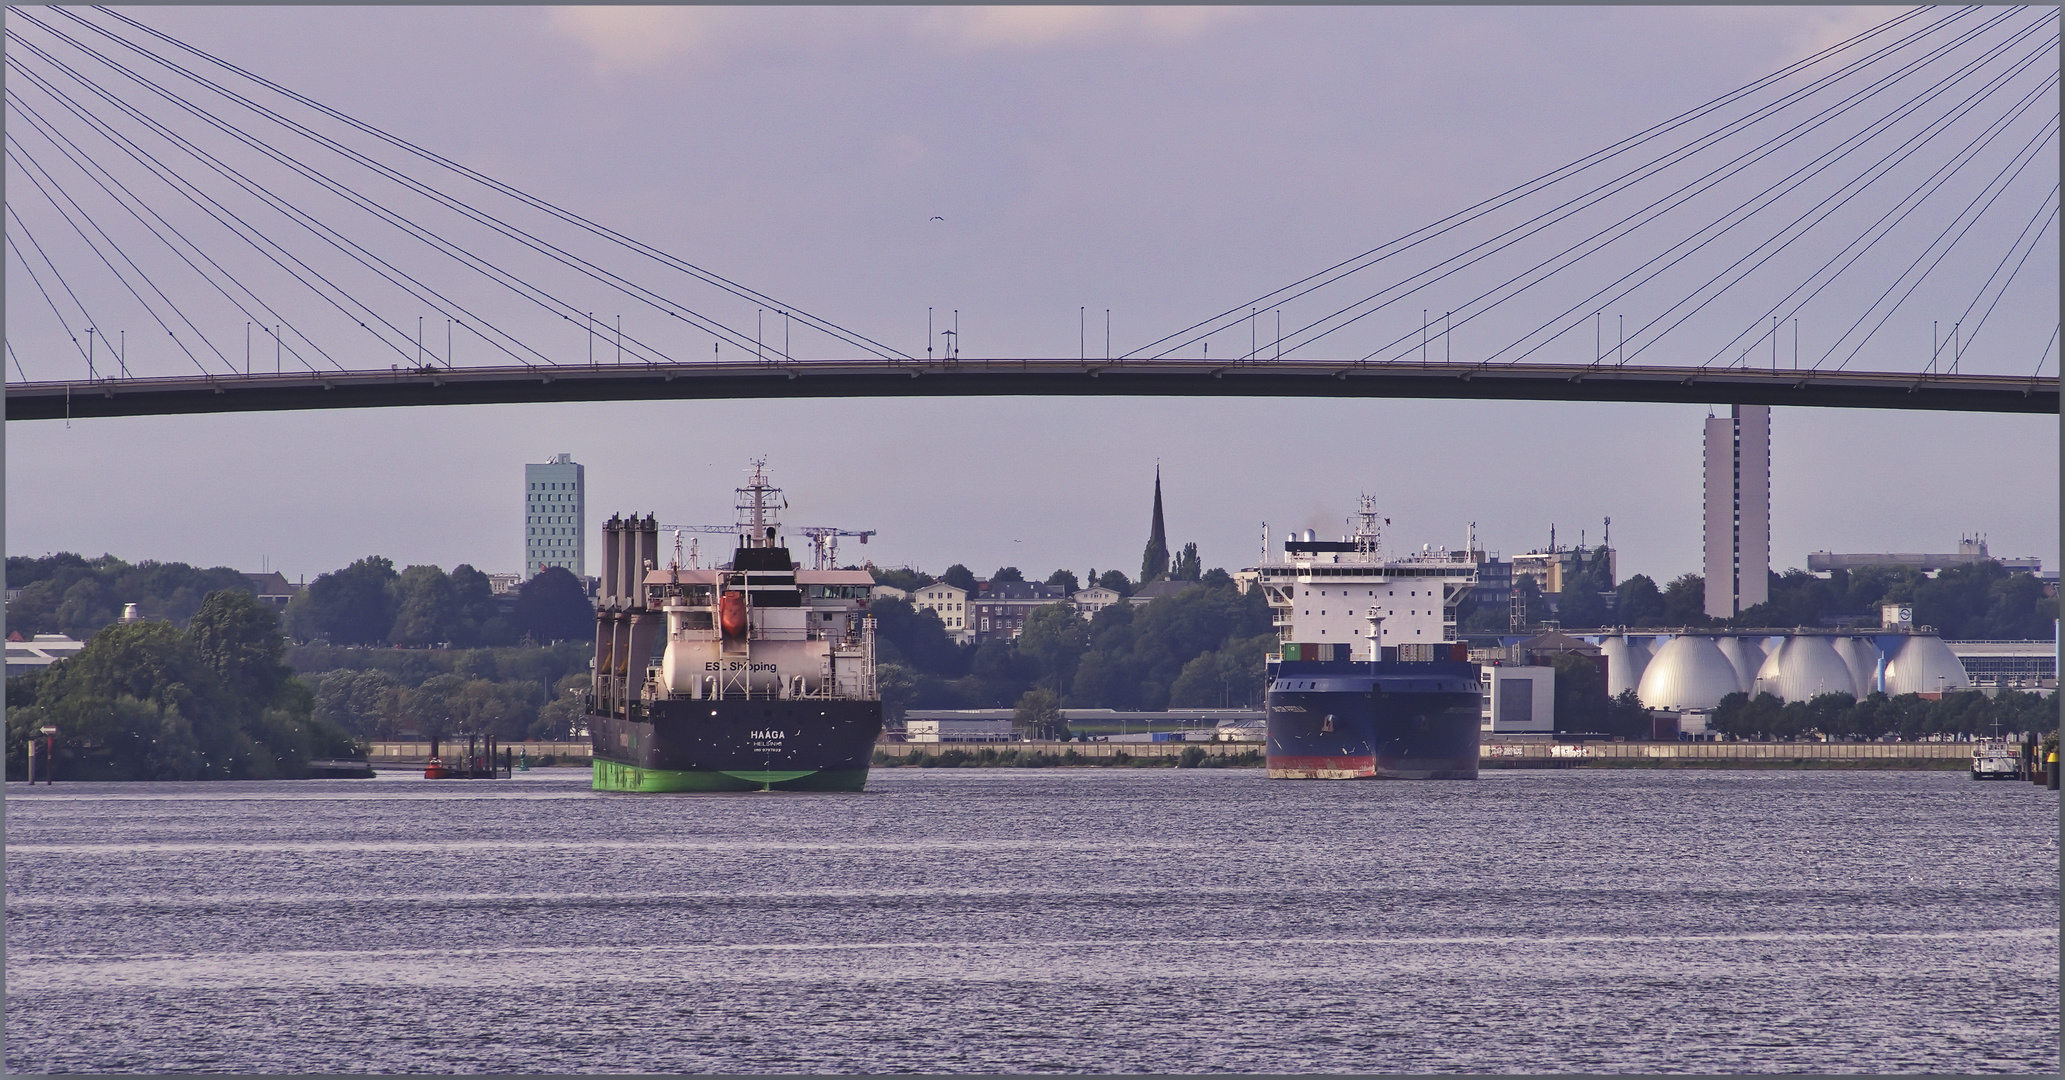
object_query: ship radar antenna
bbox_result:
[670,528,684,572]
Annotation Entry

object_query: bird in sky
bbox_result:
[929,215,945,221]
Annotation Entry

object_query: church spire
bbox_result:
[1140,464,1169,584]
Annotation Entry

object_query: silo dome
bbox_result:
[1882,635,1972,696]
[1598,635,1652,698]
[1834,636,1883,697]
[1715,636,1768,694]
[1752,635,1860,702]
[1637,635,1742,711]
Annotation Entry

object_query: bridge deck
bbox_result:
[6,358,2054,418]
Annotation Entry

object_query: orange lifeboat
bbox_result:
[424,756,448,780]
[719,590,748,638]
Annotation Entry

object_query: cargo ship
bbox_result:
[1254,499,1482,779]
[586,462,883,792]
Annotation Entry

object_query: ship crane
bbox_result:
[657,523,875,570]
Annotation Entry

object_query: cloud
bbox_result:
[1684,6,1910,64]
[545,6,717,72]
[913,5,1248,51]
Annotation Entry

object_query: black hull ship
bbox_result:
[587,462,883,792]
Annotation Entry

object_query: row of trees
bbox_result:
[4,552,603,648]
[1709,688,2054,742]
[284,559,593,647]
[5,591,359,781]
[5,553,250,639]
[295,640,591,741]
[868,572,1273,721]
[872,563,1151,599]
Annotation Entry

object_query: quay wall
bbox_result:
[368,741,591,764]
[365,739,1974,768]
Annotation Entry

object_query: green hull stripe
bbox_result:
[591,757,869,793]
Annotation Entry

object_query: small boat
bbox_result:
[424,755,449,780]
[1971,739,2021,780]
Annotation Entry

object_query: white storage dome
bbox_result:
[1598,635,1652,698]
[1882,635,1972,696]
[1637,635,1743,711]
[1752,635,1860,702]
[1715,636,1768,694]
[1834,636,1883,697]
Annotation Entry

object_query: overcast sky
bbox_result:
[5,5,2057,588]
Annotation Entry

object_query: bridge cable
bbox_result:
[1652,80,2057,372]
[1307,10,2047,364]
[4,337,31,383]
[13,15,750,368]
[4,137,226,374]
[4,24,562,370]
[1496,40,2060,371]
[4,84,342,373]
[1447,32,2054,371]
[1947,186,2060,362]
[1667,68,2059,370]
[1822,119,2059,371]
[3,221,97,368]
[1255,6,2032,361]
[75,6,915,362]
[1124,4,1983,359]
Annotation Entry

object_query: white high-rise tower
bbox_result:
[525,453,585,577]
[1703,405,1769,619]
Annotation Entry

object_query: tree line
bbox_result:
[297,642,591,744]
[283,558,592,647]
[1709,687,2053,742]
[5,552,600,647]
[6,591,359,781]
[867,566,1273,726]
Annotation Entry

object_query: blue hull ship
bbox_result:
[1266,654,1481,779]
[1253,498,1484,780]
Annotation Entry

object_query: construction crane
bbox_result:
[657,524,875,570]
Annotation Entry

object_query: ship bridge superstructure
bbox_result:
[1253,496,1478,660]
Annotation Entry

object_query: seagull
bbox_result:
[929,216,946,221]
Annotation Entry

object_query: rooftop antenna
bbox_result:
[1603,516,1611,548]
[1261,521,1269,564]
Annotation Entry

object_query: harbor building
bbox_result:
[525,453,586,578]
[910,581,973,643]
[1480,664,1555,733]
[5,632,85,678]
[1704,404,1770,619]
[1807,536,2042,575]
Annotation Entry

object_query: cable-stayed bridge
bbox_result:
[5,6,2058,419]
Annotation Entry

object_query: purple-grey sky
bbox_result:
[5,6,2057,587]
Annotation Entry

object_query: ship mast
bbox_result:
[734,458,786,549]
[1353,494,1385,562]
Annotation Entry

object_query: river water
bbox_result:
[5,767,2057,1074]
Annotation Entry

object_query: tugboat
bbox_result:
[587,461,883,792]
[1254,499,1483,779]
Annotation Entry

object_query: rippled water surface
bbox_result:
[6,767,2057,1074]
